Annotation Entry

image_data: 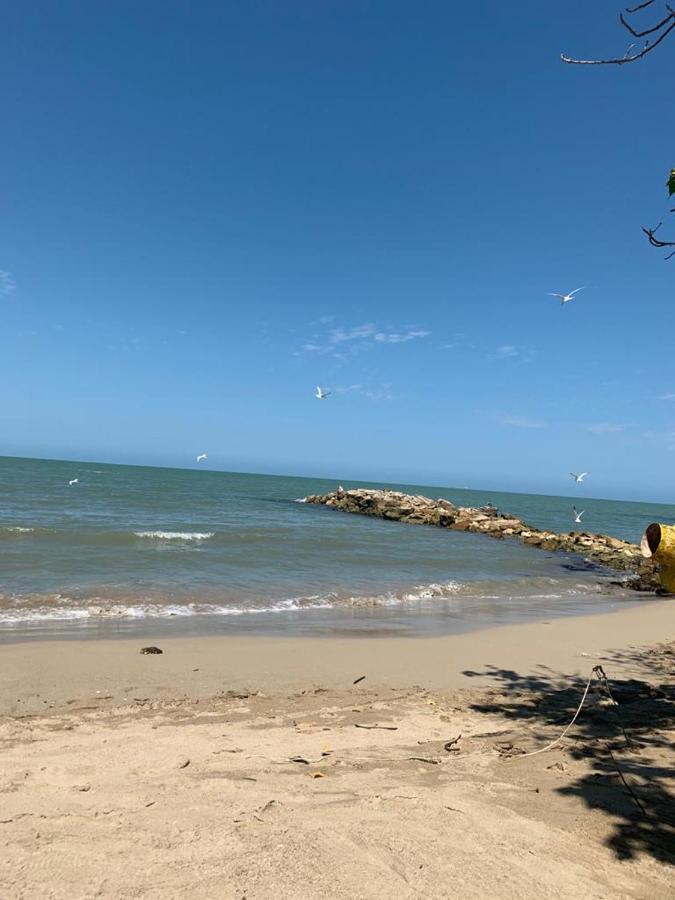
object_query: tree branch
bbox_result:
[642,223,675,259]
[626,0,657,12]
[620,10,674,37]
[561,3,675,65]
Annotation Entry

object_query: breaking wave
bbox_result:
[0,581,468,626]
[0,526,217,544]
[133,531,215,541]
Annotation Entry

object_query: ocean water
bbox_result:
[1,456,672,641]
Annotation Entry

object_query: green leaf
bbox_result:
[668,169,675,197]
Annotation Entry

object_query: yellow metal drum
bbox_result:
[641,523,675,593]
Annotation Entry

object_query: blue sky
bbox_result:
[1,1,674,501]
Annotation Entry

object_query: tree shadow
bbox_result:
[462,650,675,864]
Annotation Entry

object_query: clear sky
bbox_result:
[1,1,674,501]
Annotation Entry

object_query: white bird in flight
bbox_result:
[548,286,585,305]
[68,478,79,486]
[315,386,330,400]
[570,472,589,484]
[196,453,207,463]
[573,506,585,524]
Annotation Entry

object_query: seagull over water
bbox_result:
[196,453,207,463]
[548,286,585,305]
[315,386,330,400]
[573,506,585,524]
[570,472,589,484]
[68,478,79,486]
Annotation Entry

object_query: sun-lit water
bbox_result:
[1,456,671,641]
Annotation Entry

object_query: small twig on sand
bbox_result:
[355,723,398,730]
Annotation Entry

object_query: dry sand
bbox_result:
[1,601,673,898]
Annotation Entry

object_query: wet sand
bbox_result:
[1,599,672,716]
[1,600,673,898]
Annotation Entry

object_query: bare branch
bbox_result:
[643,223,675,259]
[620,10,674,36]
[626,0,658,12]
[562,3,675,65]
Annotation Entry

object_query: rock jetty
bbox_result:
[305,488,660,591]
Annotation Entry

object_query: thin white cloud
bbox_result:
[497,414,546,429]
[0,270,16,295]
[659,393,675,401]
[440,333,477,351]
[301,322,430,355]
[641,428,675,450]
[332,383,394,401]
[489,344,534,362]
[374,330,430,344]
[329,324,377,344]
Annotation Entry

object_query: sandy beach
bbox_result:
[1,600,673,898]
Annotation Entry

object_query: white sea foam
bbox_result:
[0,576,611,628]
[0,598,334,625]
[133,531,215,541]
[2,526,35,534]
[293,498,307,503]
[0,581,470,626]
[403,581,462,601]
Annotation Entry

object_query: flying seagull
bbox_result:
[548,287,585,305]
[196,453,207,463]
[315,386,330,400]
[573,506,585,524]
[68,478,79,486]
[570,472,589,484]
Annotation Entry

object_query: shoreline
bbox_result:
[0,585,647,645]
[1,597,671,717]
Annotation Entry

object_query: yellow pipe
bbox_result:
[641,523,675,592]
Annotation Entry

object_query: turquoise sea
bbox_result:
[1,456,673,641]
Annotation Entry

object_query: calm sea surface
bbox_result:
[1,456,672,641]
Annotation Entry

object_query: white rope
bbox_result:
[513,669,596,759]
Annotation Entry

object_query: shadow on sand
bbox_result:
[462,644,675,864]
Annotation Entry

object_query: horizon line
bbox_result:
[0,452,672,509]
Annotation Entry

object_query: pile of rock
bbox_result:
[304,488,660,591]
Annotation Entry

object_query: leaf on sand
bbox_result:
[668,169,675,197]
[309,771,325,778]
